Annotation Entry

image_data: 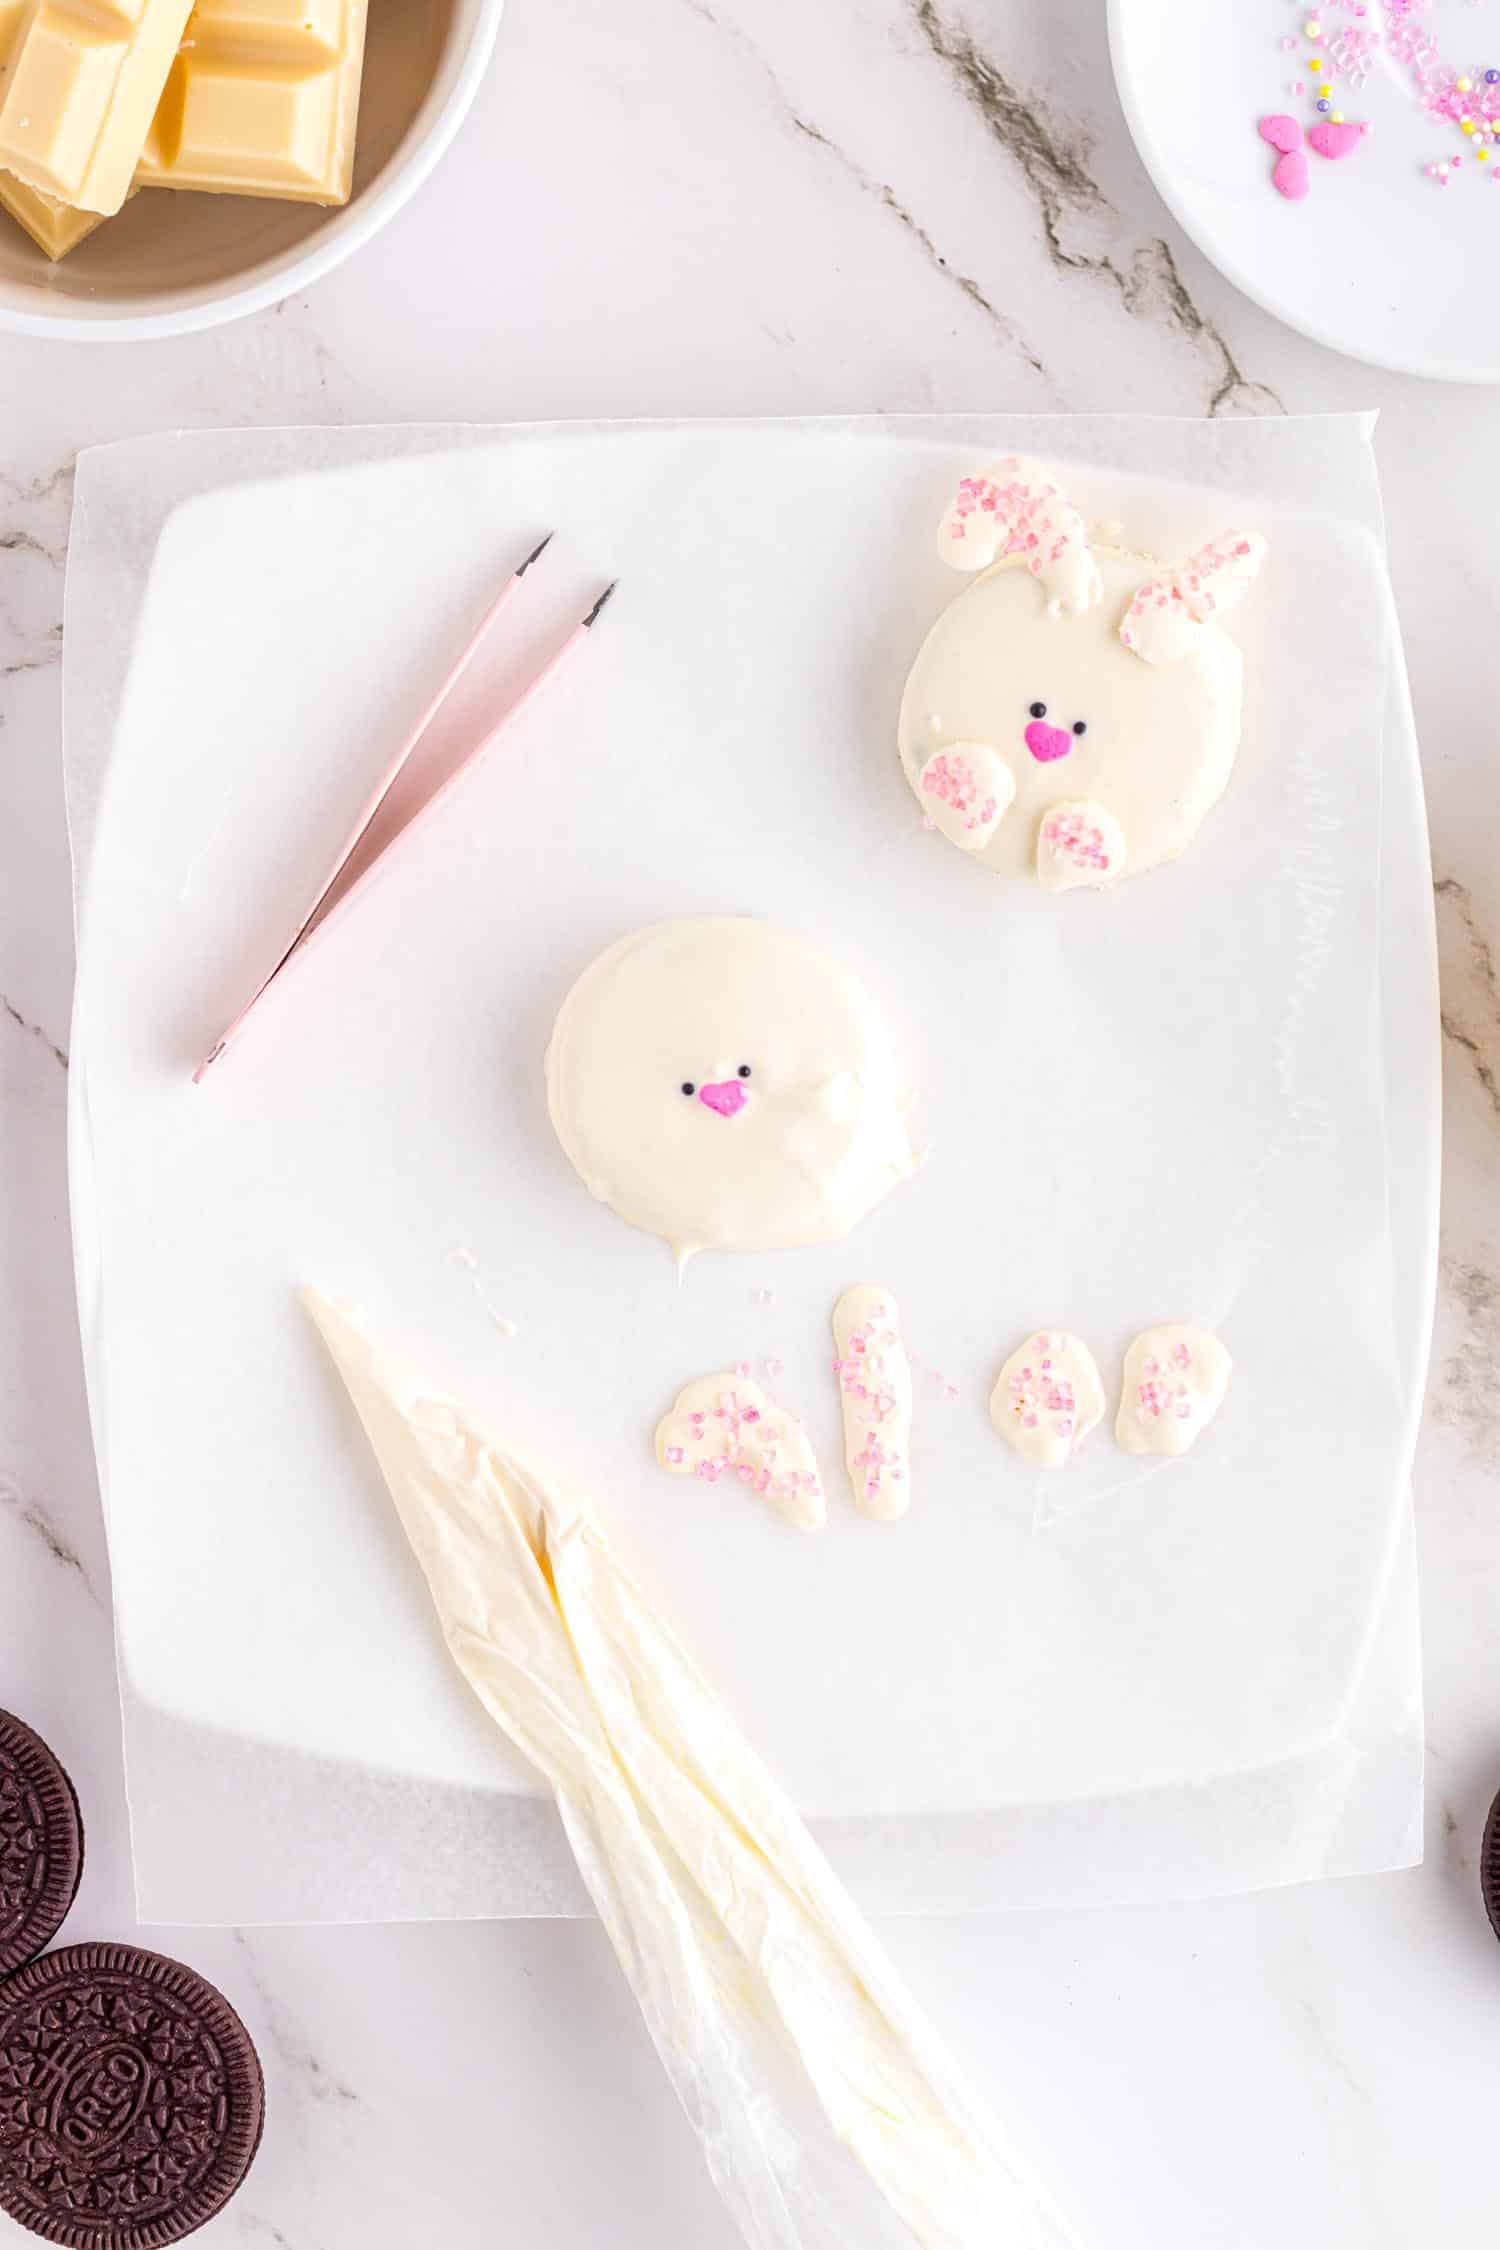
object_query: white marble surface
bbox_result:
[2,1,1499,2243]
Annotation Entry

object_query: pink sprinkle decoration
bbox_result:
[1005,1334,1078,1447]
[1042,807,1112,876]
[920,749,999,834]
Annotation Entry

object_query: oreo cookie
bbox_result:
[1483,1786,1500,1943]
[0,1712,84,1976]
[0,1943,264,2246]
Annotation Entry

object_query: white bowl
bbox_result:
[0,0,505,343]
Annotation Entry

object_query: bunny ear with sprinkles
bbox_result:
[1119,532,1268,668]
[936,454,1102,617]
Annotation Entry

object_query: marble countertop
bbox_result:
[3,1,1499,2243]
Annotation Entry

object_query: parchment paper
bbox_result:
[62,416,1433,1923]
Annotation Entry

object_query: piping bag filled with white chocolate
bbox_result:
[305,1287,1077,2250]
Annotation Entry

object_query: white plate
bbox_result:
[64,417,1435,1921]
[1110,0,1500,382]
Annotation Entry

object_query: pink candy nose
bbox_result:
[699,1079,748,1118]
[1024,719,1072,764]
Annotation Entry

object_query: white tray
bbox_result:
[1110,0,1500,381]
[64,417,1436,1922]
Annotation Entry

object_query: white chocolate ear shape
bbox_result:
[936,455,1102,617]
[1119,531,1267,666]
[918,741,1015,851]
[656,1372,827,1531]
[832,1285,913,1520]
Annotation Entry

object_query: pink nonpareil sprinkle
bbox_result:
[665,1445,684,1465]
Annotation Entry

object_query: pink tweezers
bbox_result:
[194,536,613,1081]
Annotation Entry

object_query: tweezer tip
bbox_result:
[192,1041,224,1085]
[582,581,618,629]
[517,532,555,576]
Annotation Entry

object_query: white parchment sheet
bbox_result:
[63,417,1433,1923]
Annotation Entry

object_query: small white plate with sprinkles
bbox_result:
[1110,0,1500,382]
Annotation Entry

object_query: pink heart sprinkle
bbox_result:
[1257,112,1303,155]
[1272,147,1311,201]
[1023,719,1072,764]
[1307,118,1364,161]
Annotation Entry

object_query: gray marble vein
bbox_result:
[232,1933,363,2110]
[2,991,68,1069]
[1293,1992,1371,2107]
[908,0,1283,416]
[1431,1254,1500,1460]
[0,1470,98,1602]
[1435,875,1500,1123]
[682,0,1049,378]
[792,113,1048,377]
[0,463,70,672]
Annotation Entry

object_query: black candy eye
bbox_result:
[681,1082,695,1097]
[737,1064,752,1079]
[1072,720,1087,737]
[1029,701,1047,719]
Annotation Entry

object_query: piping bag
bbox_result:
[305,1289,1079,2250]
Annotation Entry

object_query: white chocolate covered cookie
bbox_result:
[832,1284,913,1520]
[900,456,1265,887]
[1116,1325,1232,1458]
[990,1331,1106,1468]
[546,918,919,1265]
[655,1372,826,1531]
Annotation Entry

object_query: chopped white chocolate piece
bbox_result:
[0,0,196,215]
[832,1284,913,1520]
[137,0,371,204]
[0,168,115,256]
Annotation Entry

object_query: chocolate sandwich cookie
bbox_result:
[1483,1786,1500,1944]
[0,1711,84,1976]
[0,1943,264,2246]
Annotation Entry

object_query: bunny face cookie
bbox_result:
[898,457,1266,888]
[545,917,920,1266]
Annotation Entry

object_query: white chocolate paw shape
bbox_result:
[990,1331,1105,1467]
[900,460,1266,887]
[832,1285,913,1520]
[656,1371,827,1530]
[1036,800,1126,892]
[917,741,1015,852]
[1115,1325,1232,1458]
